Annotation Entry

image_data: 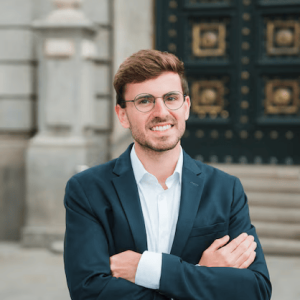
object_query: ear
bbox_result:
[184,96,191,121]
[115,104,130,129]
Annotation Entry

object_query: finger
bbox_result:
[233,241,257,268]
[209,235,230,251]
[232,235,255,260]
[225,233,249,253]
[239,251,256,269]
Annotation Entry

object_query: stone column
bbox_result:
[111,0,153,158]
[22,0,103,248]
[0,0,35,241]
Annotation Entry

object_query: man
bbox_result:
[64,50,271,300]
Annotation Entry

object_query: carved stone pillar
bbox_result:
[22,0,102,247]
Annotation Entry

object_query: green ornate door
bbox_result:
[155,0,300,164]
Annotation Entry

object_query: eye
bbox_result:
[136,95,154,105]
[165,93,180,102]
[140,98,151,104]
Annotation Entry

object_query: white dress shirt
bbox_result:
[130,144,183,289]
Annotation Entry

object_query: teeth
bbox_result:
[151,125,171,131]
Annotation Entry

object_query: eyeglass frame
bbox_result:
[121,91,187,112]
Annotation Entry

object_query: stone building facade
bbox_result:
[0,0,153,245]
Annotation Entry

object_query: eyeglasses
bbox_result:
[122,91,186,112]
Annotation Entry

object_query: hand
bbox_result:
[199,233,257,269]
[110,250,142,283]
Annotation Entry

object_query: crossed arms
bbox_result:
[110,232,258,283]
[64,176,272,300]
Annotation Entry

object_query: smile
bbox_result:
[151,124,172,132]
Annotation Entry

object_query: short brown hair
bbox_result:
[113,49,189,108]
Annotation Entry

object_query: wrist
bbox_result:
[135,251,162,289]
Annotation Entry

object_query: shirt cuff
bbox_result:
[135,251,162,289]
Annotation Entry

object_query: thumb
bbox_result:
[209,235,230,251]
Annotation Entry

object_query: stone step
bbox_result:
[247,192,300,208]
[254,221,300,240]
[212,164,300,180]
[249,206,300,224]
[241,178,300,194]
[260,237,300,256]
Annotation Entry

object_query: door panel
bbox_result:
[155,0,300,164]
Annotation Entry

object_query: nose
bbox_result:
[152,97,169,116]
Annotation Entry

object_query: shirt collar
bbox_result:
[130,143,183,185]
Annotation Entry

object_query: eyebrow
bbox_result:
[136,91,179,98]
[136,94,153,98]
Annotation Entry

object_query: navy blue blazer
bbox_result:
[64,144,272,300]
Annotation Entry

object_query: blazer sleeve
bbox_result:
[63,177,160,300]
[158,177,272,300]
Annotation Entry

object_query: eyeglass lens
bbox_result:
[135,92,184,112]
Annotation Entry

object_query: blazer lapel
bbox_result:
[112,144,148,254]
[171,151,205,257]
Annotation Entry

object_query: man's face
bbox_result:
[115,72,190,152]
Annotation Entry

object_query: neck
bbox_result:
[134,142,181,186]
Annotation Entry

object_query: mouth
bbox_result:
[150,124,173,132]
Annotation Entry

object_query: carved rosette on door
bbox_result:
[265,80,299,115]
[266,21,300,56]
[192,23,226,57]
[191,80,229,120]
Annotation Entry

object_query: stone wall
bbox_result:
[0,0,114,241]
[0,0,36,240]
[0,0,154,242]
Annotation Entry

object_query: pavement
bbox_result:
[0,242,299,300]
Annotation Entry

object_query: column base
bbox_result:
[22,225,65,248]
[22,134,108,248]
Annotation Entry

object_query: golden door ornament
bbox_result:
[242,42,250,50]
[168,43,177,52]
[270,131,279,139]
[241,100,249,109]
[241,86,250,94]
[285,131,294,140]
[264,80,299,114]
[168,29,177,37]
[211,130,219,139]
[225,130,233,139]
[169,1,178,9]
[168,15,177,23]
[243,0,251,5]
[242,27,250,36]
[254,131,263,140]
[276,29,294,47]
[192,23,226,57]
[220,110,229,119]
[243,13,251,21]
[241,71,250,80]
[191,80,225,117]
[196,130,205,138]
[189,0,231,3]
[240,131,248,139]
[266,21,300,55]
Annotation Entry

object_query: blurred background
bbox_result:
[0,0,299,299]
